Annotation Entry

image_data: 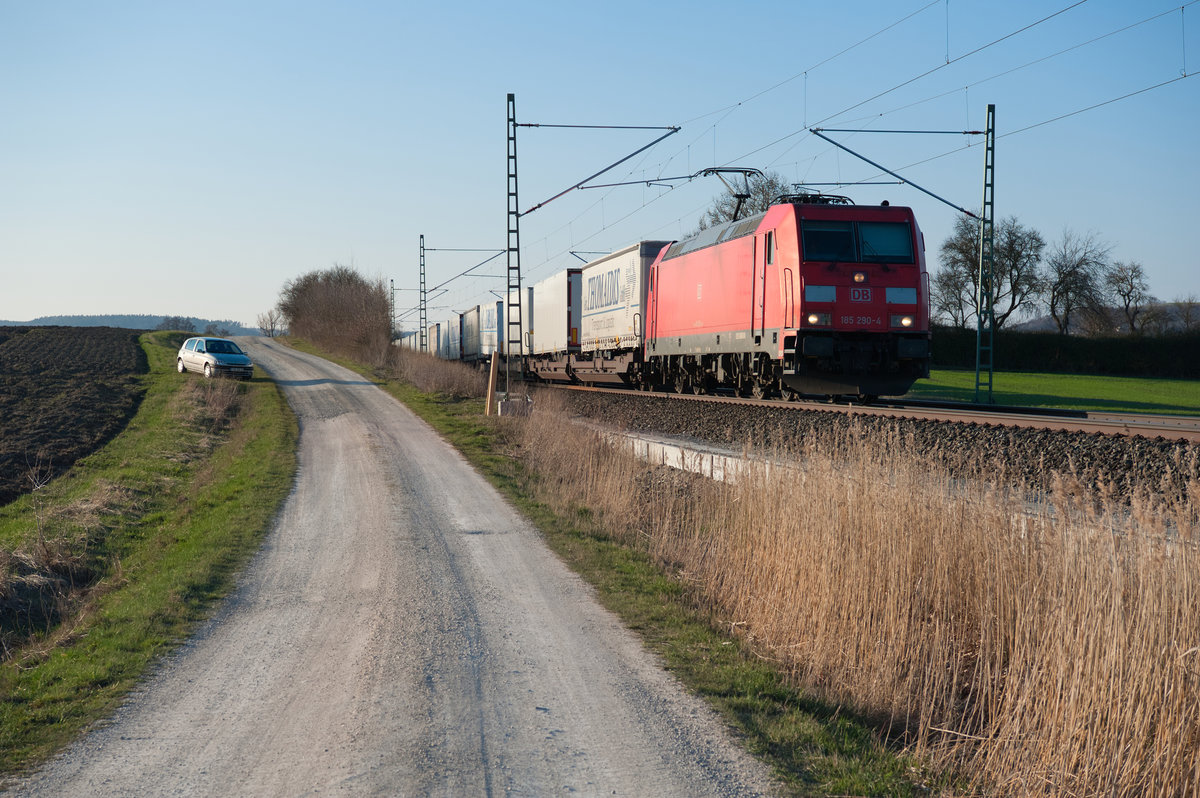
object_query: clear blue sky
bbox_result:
[2,0,1197,328]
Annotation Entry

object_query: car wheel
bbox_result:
[177,358,186,373]
[203,362,213,379]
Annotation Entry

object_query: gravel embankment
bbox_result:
[554,391,1198,498]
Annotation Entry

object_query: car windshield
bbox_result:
[205,340,242,355]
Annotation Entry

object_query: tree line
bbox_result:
[933,215,1196,336]
[156,316,236,337]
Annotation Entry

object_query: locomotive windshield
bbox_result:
[801,219,914,264]
[859,222,914,262]
[801,221,855,262]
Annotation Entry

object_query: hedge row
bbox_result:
[930,326,1200,379]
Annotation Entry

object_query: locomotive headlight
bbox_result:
[890,314,915,328]
[852,271,867,284]
[807,312,831,326]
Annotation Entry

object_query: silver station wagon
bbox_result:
[176,337,254,380]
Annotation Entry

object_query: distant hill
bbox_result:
[0,314,259,336]
[1008,315,1059,333]
[1005,302,1198,335]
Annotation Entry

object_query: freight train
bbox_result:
[431,192,931,399]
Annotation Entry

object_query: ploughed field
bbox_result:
[556,389,1199,498]
[0,327,147,507]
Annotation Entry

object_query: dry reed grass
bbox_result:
[185,376,242,431]
[514,390,1200,796]
[388,347,486,399]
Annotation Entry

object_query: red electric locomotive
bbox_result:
[640,193,930,399]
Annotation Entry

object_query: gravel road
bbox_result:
[9,340,776,797]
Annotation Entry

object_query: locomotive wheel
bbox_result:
[673,371,690,394]
[750,380,767,400]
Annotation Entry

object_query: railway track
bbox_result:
[546,384,1200,444]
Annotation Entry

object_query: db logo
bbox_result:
[850,287,872,302]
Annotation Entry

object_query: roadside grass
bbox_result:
[0,331,296,776]
[295,342,932,796]
[908,369,1200,414]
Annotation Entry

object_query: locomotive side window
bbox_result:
[859,222,914,263]
[801,221,854,261]
[765,230,775,265]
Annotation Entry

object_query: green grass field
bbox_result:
[907,369,1200,415]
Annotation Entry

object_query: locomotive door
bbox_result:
[752,232,770,343]
[647,261,657,350]
[783,269,794,328]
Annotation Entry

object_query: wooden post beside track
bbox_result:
[485,351,499,416]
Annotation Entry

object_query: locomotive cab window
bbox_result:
[801,221,855,262]
[859,222,914,263]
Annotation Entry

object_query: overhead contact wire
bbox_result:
[810,0,1092,128]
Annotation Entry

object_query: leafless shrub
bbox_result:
[256,307,284,338]
[25,452,53,550]
[278,265,391,366]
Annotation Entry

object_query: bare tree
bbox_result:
[930,260,973,328]
[696,170,790,232]
[1177,293,1200,331]
[1075,305,1118,337]
[932,214,1045,328]
[1043,230,1112,334]
[1105,261,1156,335]
[257,308,284,338]
[1138,303,1172,336]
